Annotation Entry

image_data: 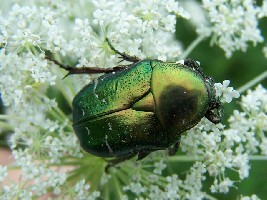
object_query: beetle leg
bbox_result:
[205,98,224,124]
[105,153,137,172]
[168,141,180,156]
[106,38,141,63]
[45,55,131,77]
[184,59,205,77]
[136,149,153,160]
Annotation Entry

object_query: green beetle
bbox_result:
[46,39,223,164]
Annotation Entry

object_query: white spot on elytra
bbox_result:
[102,99,107,104]
[105,135,114,155]
[108,122,112,130]
[81,109,85,116]
[93,79,99,98]
[85,127,90,135]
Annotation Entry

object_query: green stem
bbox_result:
[0,114,22,121]
[0,121,13,130]
[166,155,203,162]
[237,70,267,94]
[204,193,218,200]
[248,155,267,161]
[179,35,206,60]
[112,175,123,199]
[166,155,267,162]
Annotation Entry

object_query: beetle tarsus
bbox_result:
[137,149,152,160]
[205,98,224,124]
[168,141,180,156]
[106,38,141,63]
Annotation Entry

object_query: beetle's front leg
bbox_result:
[45,55,131,77]
[106,38,141,63]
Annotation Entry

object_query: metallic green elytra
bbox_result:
[72,60,223,158]
[46,40,223,162]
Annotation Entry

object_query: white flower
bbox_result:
[223,129,242,147]
[74,180,90,198]
[241,85,267,114]
[123,182,146,195]
[232,153,250,179]
[211,177,234,193]
[165,174,181,199]
[3,183,33,200]
[148,185,166,200]
[241,194,261,200]
[215,80,240,103]
[153,160,167,175]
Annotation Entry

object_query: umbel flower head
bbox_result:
[0,0,266,199]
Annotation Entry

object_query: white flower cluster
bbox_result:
[241,194,261,200]
[230,85,267,155]
[73,179,100,200]
[2,183,33,200]
[12,149,67,196]
[199,0,266,57]
[121,161,207,199]
[72,0,187,63]
[215,80,240,103]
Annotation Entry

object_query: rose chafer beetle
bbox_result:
[46,39,223,166]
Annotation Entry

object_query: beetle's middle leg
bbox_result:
[106,38,141,63]
[168,141,180,156]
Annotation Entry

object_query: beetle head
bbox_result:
[183,59,224,124]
